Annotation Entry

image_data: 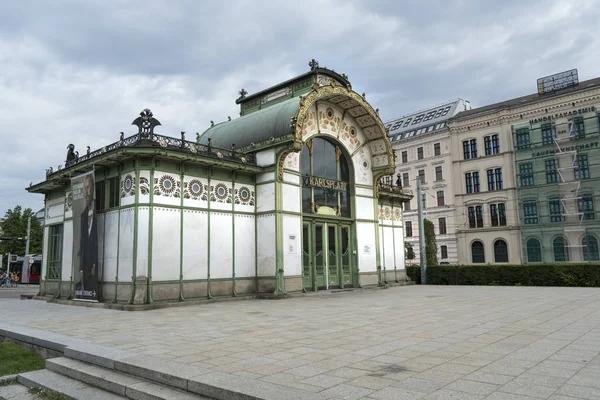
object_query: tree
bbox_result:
[0,206,43,258]
[424,218,438,267]
[405,241,415,262]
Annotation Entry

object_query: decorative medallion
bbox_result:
[384,207,391,220]
[154,174,181,198]
[121,174,136,198]
[189,144,197,154]
[159,138,168,148]
[216,151,223,159]
[339,122,361,153]
[139,177,150,195]
[394,209,401,221]
[64,192,73,212]
[184,179,207,201]
[235,186,255,206]
[211,183,232,203]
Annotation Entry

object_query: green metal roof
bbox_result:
[198,96,300,149]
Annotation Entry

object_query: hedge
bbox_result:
[406,264,600,287]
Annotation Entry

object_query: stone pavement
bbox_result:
[2,285,600,399]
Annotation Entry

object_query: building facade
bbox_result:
[28,64,412,304]
[385,99,472,265]
[448,76,600,265]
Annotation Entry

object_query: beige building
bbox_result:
[385,100,472,265]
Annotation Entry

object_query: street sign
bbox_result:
[28,258,35,264]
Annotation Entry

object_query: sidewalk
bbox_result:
[2,285,600,399]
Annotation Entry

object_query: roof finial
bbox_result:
[309,59,319,71]
[228,116,231,121]
[239,88,248,98]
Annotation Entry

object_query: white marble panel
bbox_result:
[210,212,233,279]
[352,146,373,186]
[316,103,343,137]
[64,191,73,220]
[382,226,395,270]
[356,196,375,220]
[102,210,120,282]
[138,170,150,203]
[282,215,301,276]
[182,210,208,280]
[153,171,182,207]
[118,207,135,282]
[234,215,255,278]
[61,220,73,281]
[256,214,275,276]
[45,197,65,226]
[120,172,136,207]
[394,226,405,270]
[338,114,366,154]
[282,184,300,213]
[256,171,275,183]
[283,152,300,172]
[152,207,181,281]
[209,179,233,212]
[233,183,255,213]
[256,183,275,212]
[182,176,209,209]
[357,221,377,272]
[355,187,373,197]
[256,149,276,166]
[283,172,300,185]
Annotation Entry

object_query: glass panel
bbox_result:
[339,191,350,217]
[553,237,569,262]
[302,224,310,277]
[301,145,310,176]
[302,187,313,214]
[472,241,485,263]
[315,225,324,276]
[527,239,542,262]
[328,226,338,285]
[341,227,350,275]
[494,240,508,263]
[340,154,350,182]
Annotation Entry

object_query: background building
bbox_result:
[385,99,472,265]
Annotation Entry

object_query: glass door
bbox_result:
[302,223,312,290]
[314,223,326,289]
[328,225,339,288]
[340,225,352,287]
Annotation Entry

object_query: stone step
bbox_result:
[17,369,126,400]
[0,382,38,400]
[46,357,211,400]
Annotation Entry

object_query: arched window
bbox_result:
[494,240,508,263]
[301,138,351,217]
[583,235,600,261]
[526,239,542,263]
[472,241,485,263]
[553,236,569,262]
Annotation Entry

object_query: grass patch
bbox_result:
[28,387,71,400]
[0,342,45,376]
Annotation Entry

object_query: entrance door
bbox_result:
[302,221,353,290]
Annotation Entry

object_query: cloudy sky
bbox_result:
[1,0,599,216]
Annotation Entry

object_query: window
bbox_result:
[404,200,411,211]
[402,151,408,163]
[549,200,565,222]
[484,134,500,156]
[578,196,595,220]
[515,128,531,149]
[473,171,480,193]
[47,224,63,279]
[468,206,483,228]
[583,235,600,261]
[520,163,534,187]
[490,203,507,226]
[472,241,485,263]
[418,169,426,184]
[470,139,478,158]
[494,240,508,263]
[108,177,119,208]
[434,143,441,156]
[524,201,538,224]
[570,116,585,138]
[463,141,470,159]
[575,155,590,180]
[527,238,542,263]
[406,221,413,237]
[402,172,409,187]
[437,191,445,207]
[545,159,558,184]
[441,245,448,259]
[417,147,424,160]
[553,236,569,262]
[435,166,443,181]
[95,181,105,211]
[439,217,447,234]
[301,138,351,217]
[487,168,503,191]
[542,123,555,146]
[465,173,473,194]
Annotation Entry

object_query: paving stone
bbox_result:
[392,377,444,393]
[463,371,514,385]
[347,375,397,390]
[319,384,374,400]
[444,379,499,396]
[299,374,348,389]
[499,381,557,399]
[554,384,600,400]
[422,389,484,400]
[367,386,426,400]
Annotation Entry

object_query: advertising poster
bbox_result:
[71,171,99,302]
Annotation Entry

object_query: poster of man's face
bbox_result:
[71,171,99,302]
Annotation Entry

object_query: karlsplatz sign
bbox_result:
[532,141,599,158]
[303,176,348,191]
[529,106,595,124]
